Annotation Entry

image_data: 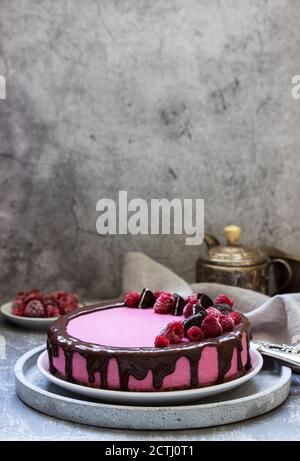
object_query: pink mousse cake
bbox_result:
[47,290,252,392]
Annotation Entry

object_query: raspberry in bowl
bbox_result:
[47,289,252,392]
[0,289,80,330]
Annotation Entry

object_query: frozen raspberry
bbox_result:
[15,292,25,300]
[154,335,170,348]
[71,293,79,303]
[206,307,221,317]
[185,294,199,304]
[215,294,234,307]
[59,301,76,314]
[218,313,234,332]
[161,321,184,344]
[57,294,79,315]
[43,295,59,307]
[45,305,60,318]
[23,300,45,318]
[183,303,194,318]
[154,293,174,314]
[12,300,25,316]
[12,307,23,316]
[154,290,167,298]
[229,311,242,326]
[124,291,141,307]
[187,326,204,341]
[23,290,44,304]
[61,306,75,315]
[202,314,223,338]
[51,290,67,300]
[12,303,25,316]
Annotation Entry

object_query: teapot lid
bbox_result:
[203,225,266,267]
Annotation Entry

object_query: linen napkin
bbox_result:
[122,252,192,297]
[122,252,300,346]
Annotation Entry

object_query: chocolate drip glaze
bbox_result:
[47,339,55,374]
[47,299,252,391]
[216,338,243,384]
[85,353,110,388]
[64,350,74,382]
[188,348,203,387]
[237,342,243,371]
[245,331,252,370]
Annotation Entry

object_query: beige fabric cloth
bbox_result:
[122,252,300,345]
[122,252,192,297]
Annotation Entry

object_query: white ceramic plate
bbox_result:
[0,301,87,330]
[37,347,263,404]
[0,301,58,330]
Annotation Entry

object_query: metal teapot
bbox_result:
[196,225,292,295]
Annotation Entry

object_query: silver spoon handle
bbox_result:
[251,341,300,372]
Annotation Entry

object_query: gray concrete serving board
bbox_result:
[15,345,291,430]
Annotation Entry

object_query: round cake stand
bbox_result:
[15,345,291,430]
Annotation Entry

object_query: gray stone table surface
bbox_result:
[1,315,300,441]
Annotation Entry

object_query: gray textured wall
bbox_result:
[0,0,300,300]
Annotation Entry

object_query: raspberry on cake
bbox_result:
[153,293,174,314]
[47,290,252,392]
[154,290,168,298]
[229,311,242,325]
[154,335,170,348]
[215,294,234,307]
[219,313,234,332]
[206,307,221,317]
[160,321,184,344]
[187,326,204,341]
[183,303,194,318]
[185,293,199,305]
[202,314,223,338]
[124,291,141,307]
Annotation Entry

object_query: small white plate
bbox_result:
[0,301,58,330]
[37,347,263,404]
[0,301,87,330]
